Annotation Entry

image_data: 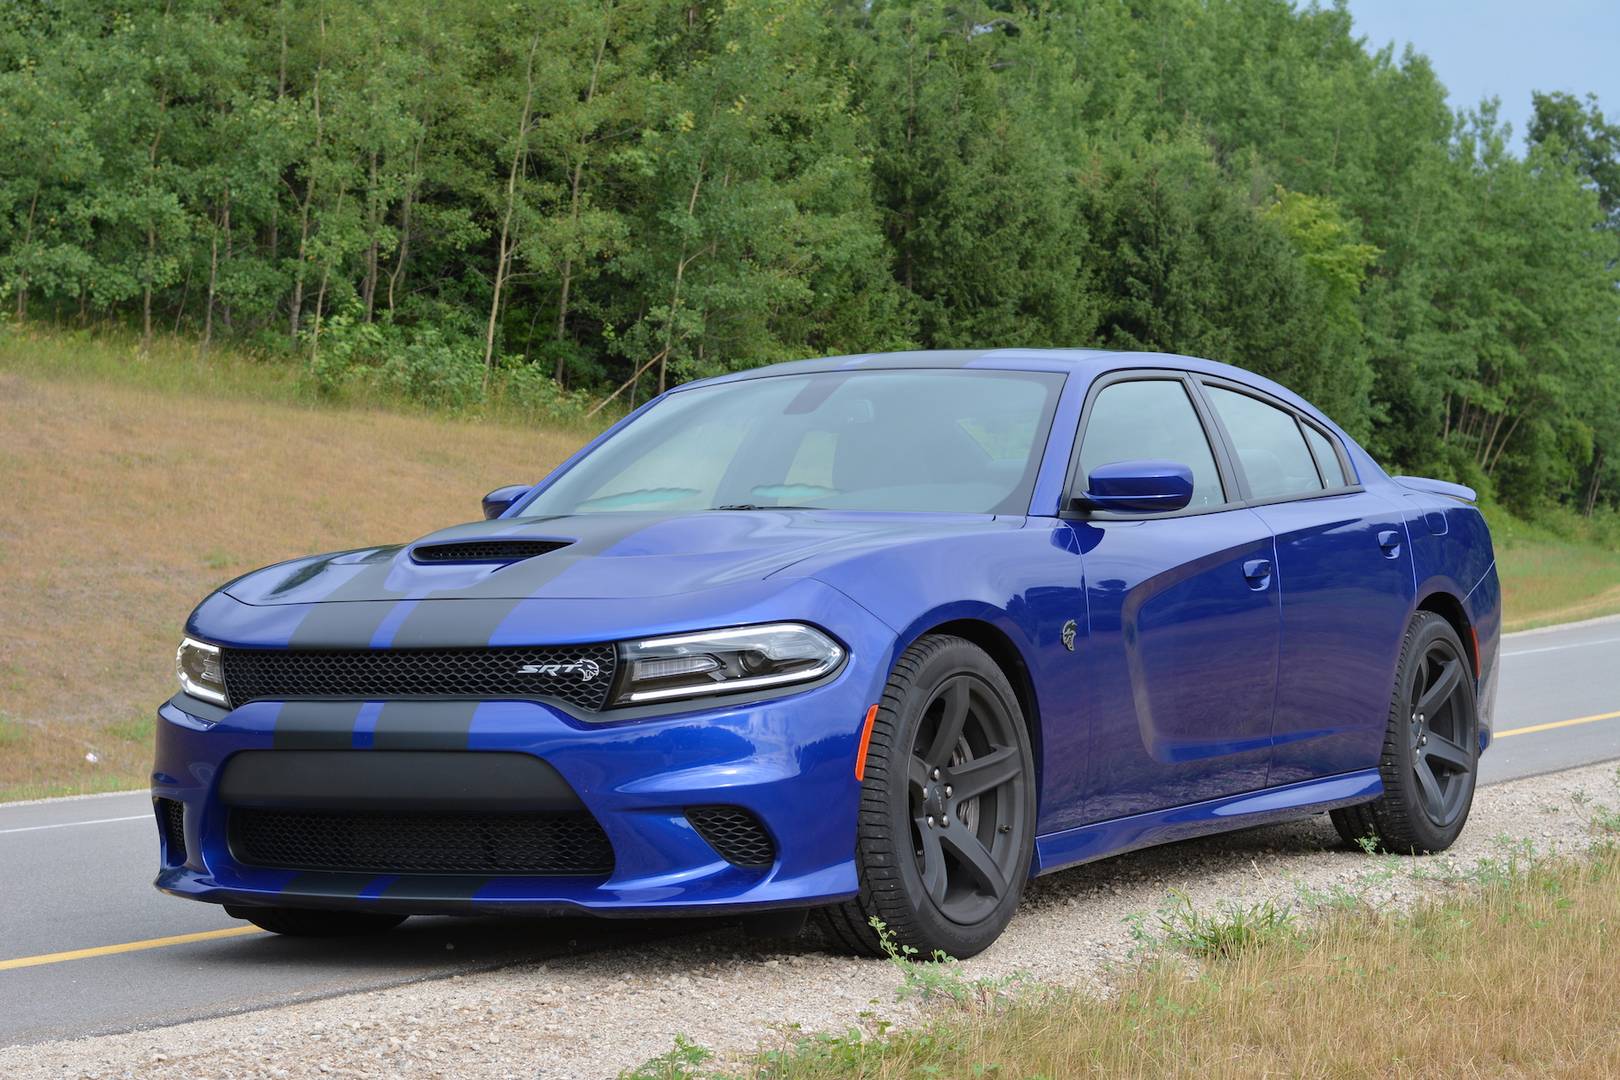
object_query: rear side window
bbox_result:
[1077,380,1224,509]
[1204,386,1323,500]
[1302,423,1350,487]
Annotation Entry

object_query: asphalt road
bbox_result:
[3,614,1619,1048]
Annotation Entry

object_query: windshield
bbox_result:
[521,369,1066,516]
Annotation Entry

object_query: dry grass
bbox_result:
[1498,544,1620,632]
[736,847,1620,1078]
[0,346,587,800]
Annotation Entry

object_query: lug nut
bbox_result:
[926,815,935,828]
[944,785,953,797]
[931,768,941,781]
[939,814,949,827]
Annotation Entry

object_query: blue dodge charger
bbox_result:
[155,349,1499,957]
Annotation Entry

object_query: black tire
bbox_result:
[225,905,408,937]
[819,635,1036,959]
[1330,610,1478,854]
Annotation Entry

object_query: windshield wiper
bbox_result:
[710,503,820,511]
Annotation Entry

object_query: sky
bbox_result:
[1342,0,1620,148]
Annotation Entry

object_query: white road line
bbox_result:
[0,814,148,836]
[1503,636,1620,658]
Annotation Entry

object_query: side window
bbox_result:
[1204,385,1323,500]
[1302,423,1350,488]
[1078,380,1224,509]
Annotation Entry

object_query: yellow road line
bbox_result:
[1496,709,1620,740]
[0,926,261,972]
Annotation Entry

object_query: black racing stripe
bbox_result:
[287,547,408,648]
[281,871,379,898]
[384,517,653,648]
[370,701,480,751]
[272,701,364,750]
[379,875,491,902]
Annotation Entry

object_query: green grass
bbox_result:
[1483,503,1620,631]
[631,841,1620,1078]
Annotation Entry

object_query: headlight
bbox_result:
[175,637,228,706]
[610,623,844,705]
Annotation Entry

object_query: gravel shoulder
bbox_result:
[6,760,1618,1080]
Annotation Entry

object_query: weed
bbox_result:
[1146,890,1296,959]
[869,919,1025,1011]
[621,1035,713,1080]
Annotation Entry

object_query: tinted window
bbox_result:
[1077,380,1224,509]
[1205,386,1322,499]
[1302,423,1350,487]
[520,369,1064,516]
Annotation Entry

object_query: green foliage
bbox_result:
[1131,891,1297,960]
[2,0,1618,520]
[619,1034,713,1080]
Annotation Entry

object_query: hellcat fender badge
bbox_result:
[518,660,603,682]
[1061,619,1077,652]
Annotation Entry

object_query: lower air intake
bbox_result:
[230,809,614,876]
[158,798,187,865]
[687,806,776,868]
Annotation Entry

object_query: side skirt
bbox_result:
[1031,769,1382,877]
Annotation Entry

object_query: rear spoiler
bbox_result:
[1393,475,1477,503]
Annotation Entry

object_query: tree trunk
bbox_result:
[290,18,327,347]
[482,32,543,393]
[554,2,616,384]
[656,165,706,395]
[14,187,37,320]
[386,134,422,318]
[361,150,380,322]
[203,190,226,357]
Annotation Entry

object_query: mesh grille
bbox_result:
[687,806,776,868]
[158,798,186,864]
[411,540,570,563]
[231,809,614,875]
[220,644,617,710]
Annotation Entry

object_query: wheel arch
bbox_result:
[899,615,1044,796]
[1415,588,1477,678]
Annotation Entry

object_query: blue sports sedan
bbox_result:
[155,349,1499,958]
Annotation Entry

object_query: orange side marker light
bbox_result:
[854,704,880,781]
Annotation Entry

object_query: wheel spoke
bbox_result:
[1417,657,1461,718]
[916,821,948,905]
[1425,731,1472,773]
[950,745,1021,800]
[924,680,971,764]
[1414,758,1445,818]
[939,827,1008,899]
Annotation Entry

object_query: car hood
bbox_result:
[222,510,1020,606]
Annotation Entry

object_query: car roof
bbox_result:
[687,348,1323,421]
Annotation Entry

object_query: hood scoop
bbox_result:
[408,538,572,565]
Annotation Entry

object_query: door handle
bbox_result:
[1242,558,1272,589]
[1377,530,1403,559]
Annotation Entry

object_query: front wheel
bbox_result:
[1331,610,1479,853]
[225,905,407,937]
[819,635,1036,959]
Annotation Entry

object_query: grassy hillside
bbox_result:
[2,331,1617,799]
[0,332,588,800]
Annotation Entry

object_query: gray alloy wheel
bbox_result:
[1331,610,1479,853]
[225,906,407,937]
[819,635,1036,959]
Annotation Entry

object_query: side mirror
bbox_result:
[1076,460,1194,514]
[481,484,531,520]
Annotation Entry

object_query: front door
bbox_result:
[1068,376,1282,823]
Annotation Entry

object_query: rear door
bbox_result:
[1196,379,1414,785]
[1066,373,1282,823]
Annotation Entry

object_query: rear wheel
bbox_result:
[226,906,407,937]
[1330,610,1478,853]
[819,635,1035,959]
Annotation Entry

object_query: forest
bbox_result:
[2,0,1617,517]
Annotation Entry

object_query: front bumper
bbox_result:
[152,617,893,918]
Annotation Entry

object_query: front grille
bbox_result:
[157,798,186,864]
[411,540,570,563]
[687,806,776,868]
[230,808,614,876]
[220,644,617,711]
